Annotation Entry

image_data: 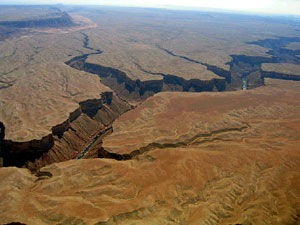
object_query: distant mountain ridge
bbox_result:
[0,12,75,28]
[0,6,75,28]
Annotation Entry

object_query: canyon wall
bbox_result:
[1,92,131,171]
[0,122,4,167]
[262,71,300,81]
[66,59,227,101]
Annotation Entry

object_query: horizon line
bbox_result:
[0,3,300,17]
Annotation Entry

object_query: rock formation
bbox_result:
[0,81,299,224]
[1,92,131,172]
[0,10,75,28]
[1,7,300,224]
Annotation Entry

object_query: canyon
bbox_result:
[0,5,300,224]
[2,31,300,170]
[1,92,131,171]
[1,79,300,224]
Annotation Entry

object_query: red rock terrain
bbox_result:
[0,79,299,225]
[1,92,131,171]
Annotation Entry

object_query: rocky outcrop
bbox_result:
[0,12,75,28]
[1,92,131,171]
[262,71,300,81]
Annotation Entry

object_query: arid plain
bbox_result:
[0,5,300,225]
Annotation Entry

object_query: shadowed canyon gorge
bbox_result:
[0,5,300,225]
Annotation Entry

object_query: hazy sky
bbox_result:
[2,0,300,15]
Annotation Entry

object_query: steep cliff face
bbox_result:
[2,135,54,168]
[0,8,77,41]
[1,92,131,171]
[0,122,4,167]
[158,37,300,91]
[0,12,75,28]
[228,59,264,90]
[262,71,300,81]
[66,59,226,101]
[64,32,228,102]
[0,122,4,142]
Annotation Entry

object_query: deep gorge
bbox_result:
[0,92,131,171]
[1,33,300,170]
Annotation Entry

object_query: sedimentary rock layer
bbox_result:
[1,92,131,170]
[67,58,227,101]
